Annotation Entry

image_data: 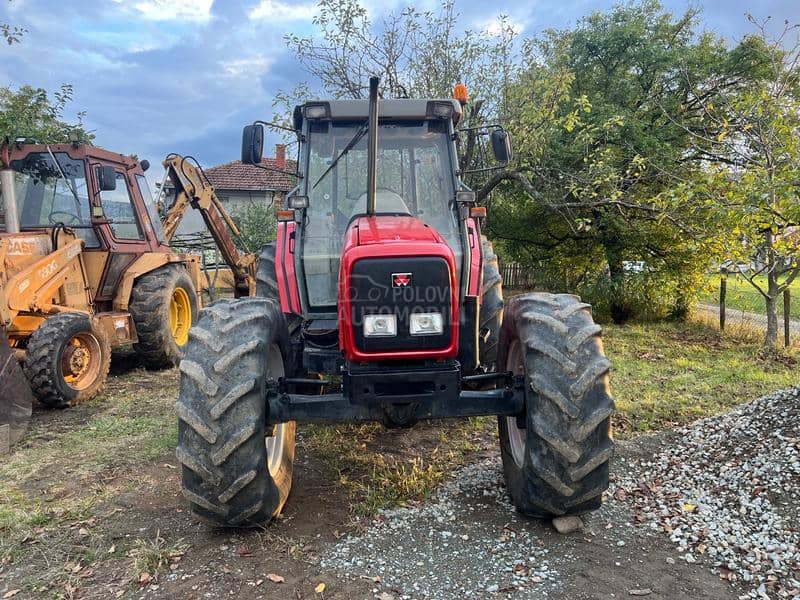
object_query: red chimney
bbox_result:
[275,144,286,170]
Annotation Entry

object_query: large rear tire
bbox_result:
[24,313,111,409]
[498,293,614,517]
[479,235,503,370]
[175,297,295,526]
[130,265,198,369]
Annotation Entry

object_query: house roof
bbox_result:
[204,158,297,193]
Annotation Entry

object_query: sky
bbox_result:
[1,0,799,185]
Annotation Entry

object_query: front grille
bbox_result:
[350,256,452,353]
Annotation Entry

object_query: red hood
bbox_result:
[354,215,442,246]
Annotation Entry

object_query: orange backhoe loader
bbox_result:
[0,142,256,449]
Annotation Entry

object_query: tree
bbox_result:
[279,0,517,169]
[676,18,800,346]
[487,1,746,321]
[2,0,26,46]
[0,84,93,144]
[233,200,277,254]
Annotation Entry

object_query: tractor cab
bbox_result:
[296,99,466,311]
[242,84,512,373]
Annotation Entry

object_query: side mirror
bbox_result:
[490,129,513,164]
[97,166,117,191]
[241,124,264,165]
[140,159,150,172]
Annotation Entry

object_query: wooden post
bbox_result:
[784,289,791,348]
[719,267,727,332]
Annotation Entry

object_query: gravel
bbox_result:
[321,387,799,599]
[321,458,558,599]
[614,387,800,599]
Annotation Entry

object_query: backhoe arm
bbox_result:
[161,155,256,296]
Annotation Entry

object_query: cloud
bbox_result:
[480,15,526,36]
[124,0,214,22]
[248,0,316,22]
[222,55,274,77]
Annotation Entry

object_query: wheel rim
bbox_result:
[61,332,102,391]
[170,287,192,346]
[505,339,527,468]
[265,343,287,476]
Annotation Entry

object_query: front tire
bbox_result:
[24,313,111,408]
[130,265,198,368]
[176,297,295,526]
[498,293,614,517]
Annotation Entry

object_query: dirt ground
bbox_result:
[0,355,742,600]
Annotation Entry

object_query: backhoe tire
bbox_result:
[479,235,503,370]
[175,297,295,527]
[498,293,614,517]
[130,265,198,369]
[256,242,279,301]
[24,312,111,409]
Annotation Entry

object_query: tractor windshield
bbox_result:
[0,152,100,247]
[303,120,461,308]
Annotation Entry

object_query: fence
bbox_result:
[715,267,794,347]
[500,262,537,289]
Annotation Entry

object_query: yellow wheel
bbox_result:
[170,287,192,346]
[131,266,198,368]
[61,332,103,391]
[24,312,111,408]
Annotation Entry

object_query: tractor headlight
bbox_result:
[363,314,397,337]
[409,312,444,336]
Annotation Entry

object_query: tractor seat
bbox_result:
[356,189,411,215]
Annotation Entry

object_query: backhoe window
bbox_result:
[304,120,461,308]
[3,152,99,247]
[101,172,143,240]
[136,174,166,244]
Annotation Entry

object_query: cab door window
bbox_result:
[101,172,143,240]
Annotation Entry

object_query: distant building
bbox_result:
[171,144,296,238]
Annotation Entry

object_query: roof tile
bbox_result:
[204,158,297,192]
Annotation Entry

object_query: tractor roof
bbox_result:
[293,98,462,130]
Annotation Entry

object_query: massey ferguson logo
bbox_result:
[392,272,412,287]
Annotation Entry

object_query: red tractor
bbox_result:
[176,78,614,526]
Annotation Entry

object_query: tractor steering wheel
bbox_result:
[48,211,81,226]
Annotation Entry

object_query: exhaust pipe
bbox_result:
[366,76,379,216]
[1,146,19,233]
[1,170,19,234]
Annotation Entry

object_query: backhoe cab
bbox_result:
[176,78,615,527]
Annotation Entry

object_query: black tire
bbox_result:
[256,242,279,300]
[479,235,503,369]
[498,293,614,517]
[175,297,295,526]
[256,242,303,374]
[130,265,198,369]
[24,312,111,409]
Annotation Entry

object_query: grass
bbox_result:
[604,318,798,435]
[698,273,800,319]
[0,362,179,597]
[128,531,187,578]
[300,417,493,516]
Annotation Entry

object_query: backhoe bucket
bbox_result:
[0,325,33,453]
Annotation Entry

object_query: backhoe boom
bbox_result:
[161,155,256,296]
